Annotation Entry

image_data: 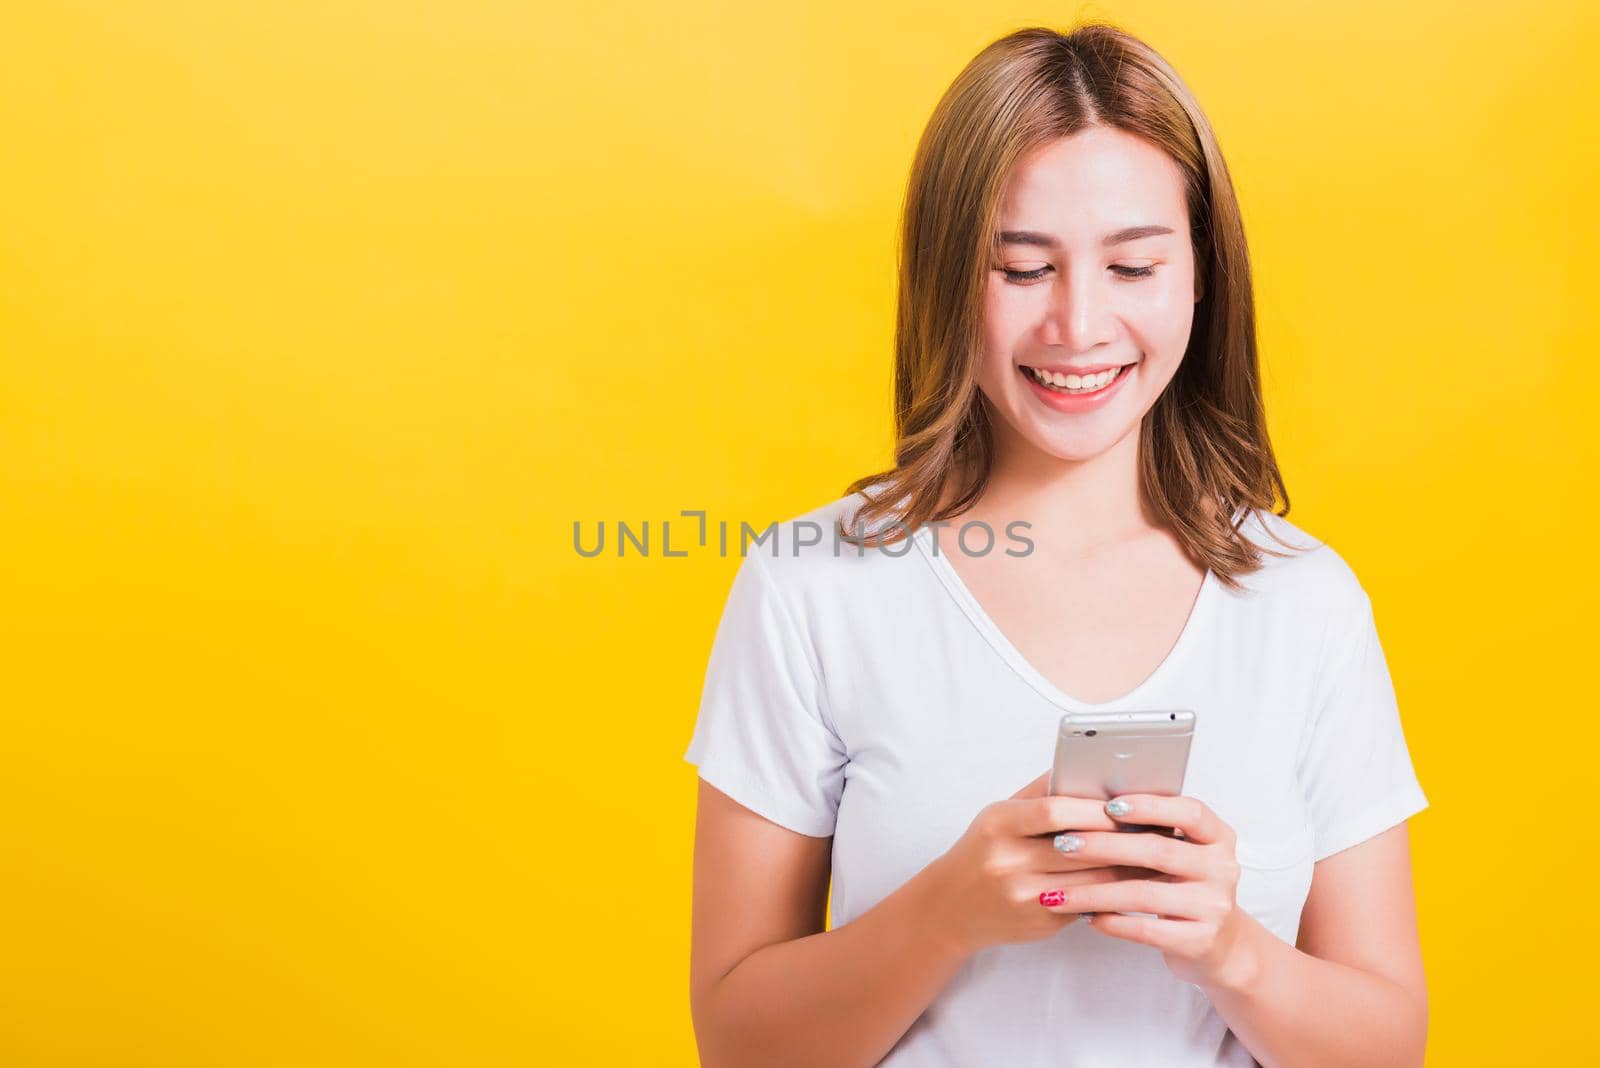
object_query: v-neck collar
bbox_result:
[910,523,1217,710]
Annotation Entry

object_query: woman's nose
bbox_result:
[1039,269,1118,352]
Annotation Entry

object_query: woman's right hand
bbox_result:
[924,770,1152,955]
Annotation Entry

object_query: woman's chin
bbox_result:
[1006,407,1140,462]
[1017,430,1129,465]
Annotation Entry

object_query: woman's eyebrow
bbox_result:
[998,224,1175,248]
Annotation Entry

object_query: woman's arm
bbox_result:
[687,779,969,1068]
[1203,822,1428,1068]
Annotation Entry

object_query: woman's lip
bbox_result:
[1018,361,1133,411]
[1020,361,1131,376]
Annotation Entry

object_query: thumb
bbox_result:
[1010,769,1052,800]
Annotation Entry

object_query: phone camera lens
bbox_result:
[1085,729,1097,737]
[1169,713,1176,720]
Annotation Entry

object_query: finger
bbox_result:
[1034,892,1087,919]
[1042,829,1210,880]
[1038,877,1204,921]
[1082,911,1190,950]
[1025,863,1154,887]
[1010,769,1052,800]
[1029,866,1130,914]
[1004,794,1123,838]
[1103,794,1231,847]
[1030,835,1169,875]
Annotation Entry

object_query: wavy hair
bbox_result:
[837,22,1297,589]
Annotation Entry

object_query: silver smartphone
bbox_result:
[1049,710,1195,837]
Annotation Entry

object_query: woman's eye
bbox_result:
[999,264,1157,284]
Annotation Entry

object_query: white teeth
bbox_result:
[1027,365,1122,394]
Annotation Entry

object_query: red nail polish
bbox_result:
[1039,889,1066,907]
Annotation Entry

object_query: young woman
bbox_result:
[683,23,1428,1068]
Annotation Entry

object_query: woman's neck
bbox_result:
[952,419,1156,560]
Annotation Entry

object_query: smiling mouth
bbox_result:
[1018,364,1132,395]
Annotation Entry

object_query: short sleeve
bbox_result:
[1296,592,1429,862]
[682,551,848,837]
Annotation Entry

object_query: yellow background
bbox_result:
[1,2,1594,1064]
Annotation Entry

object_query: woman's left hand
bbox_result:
[1039,793,1257,988]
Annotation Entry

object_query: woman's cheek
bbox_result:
[983,296,1029,362]
[1136,284,1196,357]
[986,283,1028,333]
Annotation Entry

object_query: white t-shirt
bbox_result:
[682,489,1428,1067]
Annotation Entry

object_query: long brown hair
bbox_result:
[838,22,1297,590]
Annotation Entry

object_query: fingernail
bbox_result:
[1053,833,1083,853]
[1039,889,1066,907]
[1105,798,1131,816]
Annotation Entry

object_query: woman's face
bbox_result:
[977,126,1199,463]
